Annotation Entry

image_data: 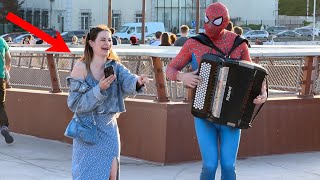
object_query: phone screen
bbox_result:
[104,66,114,78]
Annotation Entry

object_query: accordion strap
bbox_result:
[251,79,269,122]
[228,35,250,56]
[190,33,249,58]
[191,33,225,56]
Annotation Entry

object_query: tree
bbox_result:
[0,0,25,24]
[279,0,320,16]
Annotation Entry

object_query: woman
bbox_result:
[67,24,149,180]
[159,32,171,46]
[169,34,177,45]
[71,35,79,45]
[166,3,267,180]
[129,35,139,46]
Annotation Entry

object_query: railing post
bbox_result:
[151,56,169,102]
[183,88,194,103]
[47,54,62,93]
[183,66,194,102]
[299,56,316,97]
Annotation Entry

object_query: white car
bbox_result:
[299,26,320,36]
[305,27,319,36]
[243,30,269,39]
[13,34,33,44]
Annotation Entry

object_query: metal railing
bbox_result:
[8,46,320,101]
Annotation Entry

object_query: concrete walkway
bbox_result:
[0,133,320,180]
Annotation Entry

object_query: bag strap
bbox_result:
[190,33,249,58]
[73,79,97,125]
[190,33,226,56]
[227,35,249,57]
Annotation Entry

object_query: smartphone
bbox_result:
[104,65,114,78]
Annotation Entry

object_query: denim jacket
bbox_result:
[67,60,143,116]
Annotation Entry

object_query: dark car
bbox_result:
[276,30,301,37]
[42,29,57,37]
[61,30,86,42]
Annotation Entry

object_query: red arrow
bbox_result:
[6,12,70,53]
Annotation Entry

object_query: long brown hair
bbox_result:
[80,24,119,72]
[159,32,171,46]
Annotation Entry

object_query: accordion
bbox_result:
[191,54,268,129]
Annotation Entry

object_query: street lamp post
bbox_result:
[307,0,309,20]
[108,0,112,28]
[141,0,146,44]
[196,0,200,34]
[49,0,54,29]
[312,0,316,41]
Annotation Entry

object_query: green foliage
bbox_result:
[279,0,320,16]
[246,24,261,30]
[303,20,312,26]
[0,0,25,24]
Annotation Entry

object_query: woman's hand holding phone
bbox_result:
[98,65,116,90]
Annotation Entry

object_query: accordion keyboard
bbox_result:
[193,62,211,110]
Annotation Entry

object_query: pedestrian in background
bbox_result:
[129,35,140,46]
[233,26,243,36]
[149,31,162,46]
[71,35,79,45]
[174,25,189,46]
[170,34,177,45]
[0,37,13,144]
[159,32,171,46]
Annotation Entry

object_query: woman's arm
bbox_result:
[117,63,144,95]
[67,61,111,113]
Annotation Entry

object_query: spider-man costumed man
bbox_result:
[166,2,267,180]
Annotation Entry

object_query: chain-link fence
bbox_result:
[258,57,304,94]
[313,59,320,94]
[8,52,319,100]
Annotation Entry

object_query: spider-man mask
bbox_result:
[204,2,230,39]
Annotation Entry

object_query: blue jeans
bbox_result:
[194,117,241,180]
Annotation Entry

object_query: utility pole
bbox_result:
[108,0,112,28]
[49,0,54,29]
[196,0,200,34]
[307,0,309,21]
[312,0,316,41]
[141,0,146,44]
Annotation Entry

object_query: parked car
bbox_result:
[114,22,165,40]
[293,28,313,36]
[275,30,301,37]
[41,29,57,37]
[145,33,156,41]
[13,34,39,44]
[61,30,86,42]
[266,26,288,35]
[240,27,252,34]
[243,30,269,39]
[299,27,320,36]
[0,32,26,42]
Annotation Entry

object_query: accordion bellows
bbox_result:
[191,54,268,129]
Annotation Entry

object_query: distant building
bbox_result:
[12,0,277,33]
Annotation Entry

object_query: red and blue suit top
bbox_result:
[166,2,251,80]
